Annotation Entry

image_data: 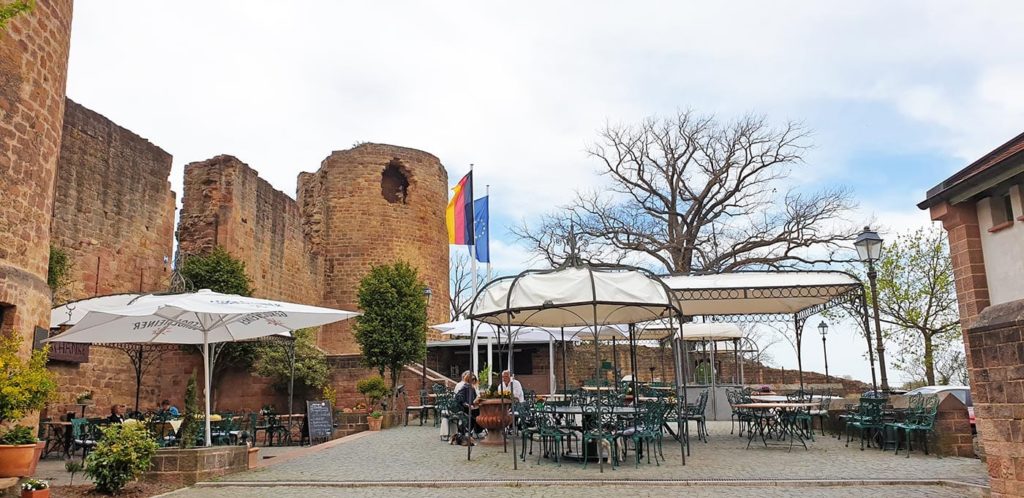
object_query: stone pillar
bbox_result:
[931,201,991,330]
[966,301,1024,497]
[0,1,74,352]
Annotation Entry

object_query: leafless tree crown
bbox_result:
[514,111,858,272]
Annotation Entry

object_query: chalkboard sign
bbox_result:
[305,400,333,445]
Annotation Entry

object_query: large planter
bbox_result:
[0,442,44,478]
[367,417,382,431]
[475,399,513,445]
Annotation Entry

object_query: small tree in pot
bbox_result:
[356,376,389,431]
[0,333,56,477]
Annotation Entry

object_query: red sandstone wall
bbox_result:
[46,99,181,415]
[0,0,74,360]
[51,99,176,300]
[301,144,450,354]
[177,155,322,305]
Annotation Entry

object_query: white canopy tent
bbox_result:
[47,290,359,446]
[470,264,686,471]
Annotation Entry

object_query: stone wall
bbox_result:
[0,0,74,365]
[300,144,450,353]
[146,445,250,485]
[965,300,1024,497]
[177,155,322,305]
[50,99,176,300]
[46,99,182,416]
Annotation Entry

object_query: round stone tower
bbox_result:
[298,143,450,355]
[0,0,74,350]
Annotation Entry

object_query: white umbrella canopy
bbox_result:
[47,289,359,446]
[50,293,143,328]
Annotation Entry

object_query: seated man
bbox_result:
[156,399,180,418]
[499,370,525,403]
[106,404,126,424]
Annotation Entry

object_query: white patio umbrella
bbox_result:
[46,289,359,446]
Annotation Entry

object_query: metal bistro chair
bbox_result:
[70,418,98,458]
[684,389,710,443]
[845,397,886,450]
[728,388,753,436]
[620,400,668,468]
[809,390,833,437]
[581,402,621,470]
[890,395,939,458]
[405,389,436,427]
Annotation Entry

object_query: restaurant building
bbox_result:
[919,131,1024,497]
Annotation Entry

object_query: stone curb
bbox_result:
[193,478,989,492]
[253,430,376,468]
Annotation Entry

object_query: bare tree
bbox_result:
[449,251,486,320]
[513,111,858,272]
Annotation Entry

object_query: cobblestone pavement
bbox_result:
[163,422,988,497]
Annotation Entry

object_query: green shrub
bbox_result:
[356,376,389,410]
[0,333,56,426]
[84,423,158,494]
[0,425,35,444]
[178,374,199,448]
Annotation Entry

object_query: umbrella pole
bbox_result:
[612,337,618,388]
[134,347,143,415]
[560,328,568,393]
[288,341,296,443]
[549,335,556,394]
[202,335,212,447]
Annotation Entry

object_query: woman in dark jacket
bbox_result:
[454,374,483,438]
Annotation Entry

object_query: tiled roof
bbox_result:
[918,131,1024,209]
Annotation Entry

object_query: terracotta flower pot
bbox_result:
[367,417,382,431]
[21,488,50,498]
[0,443,42,478]
[476,399,513,445]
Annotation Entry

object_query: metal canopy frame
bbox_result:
[665,270,877,393]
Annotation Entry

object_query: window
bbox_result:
[0,303,13,336]
[990,192,1015,227]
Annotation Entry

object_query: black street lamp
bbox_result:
[421,287,433,391]
[818,321,830,384]
[855,226,889,393]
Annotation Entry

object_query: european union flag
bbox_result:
[473,196,489,263]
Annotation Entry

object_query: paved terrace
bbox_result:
[165,422,988,497]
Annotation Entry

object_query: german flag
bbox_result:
[445,171,474,245]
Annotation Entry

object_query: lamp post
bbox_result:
[855,226,889,393]
[818,321,830,384]
[421,287,433,391]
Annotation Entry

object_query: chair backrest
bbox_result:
[858,397,886,422]
[906,393,924,415]
[71,418,89,438]
[914,395,940,427]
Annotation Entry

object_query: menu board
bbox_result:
[305,400,333,444]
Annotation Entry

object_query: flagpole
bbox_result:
[469,164,479,376]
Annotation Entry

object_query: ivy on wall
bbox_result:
[0,0,33,32]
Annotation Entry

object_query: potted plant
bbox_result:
[367,410,383,431]
[75,390,94,405]
[0,334,56,478]
[356,376,389,413]
[20,478,49,498]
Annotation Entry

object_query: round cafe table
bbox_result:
[733,402,818,451]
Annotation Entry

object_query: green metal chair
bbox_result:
[405,389,436,426]
[684,389,709,443]
[581,403,620,470]
[620,400,668,467]
[70,418,98,458]
[845,397,886,450]
[890,395,939,457]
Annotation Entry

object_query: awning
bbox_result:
[662,271,862,318]
[679,323,743,341]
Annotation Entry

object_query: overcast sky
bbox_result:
[65,1,1024,385]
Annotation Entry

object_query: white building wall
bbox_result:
[977,184,1024,306]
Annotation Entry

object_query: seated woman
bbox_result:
[106,404,126,424]
[452,373,483,444]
